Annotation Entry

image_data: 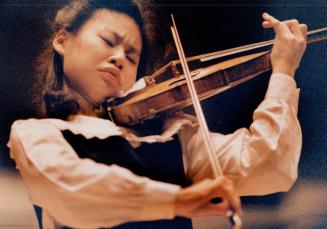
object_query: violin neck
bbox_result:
[307,27,327,44]
[148,27,327,83]
[199,27,327,62]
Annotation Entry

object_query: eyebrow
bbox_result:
[107,29,141,55]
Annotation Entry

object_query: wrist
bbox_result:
[174,189,184,217]
[272,65,296,78]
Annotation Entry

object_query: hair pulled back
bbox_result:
[37,0,147,120]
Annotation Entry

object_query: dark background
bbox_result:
[0,0,326,227]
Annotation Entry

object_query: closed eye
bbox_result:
[101,37,114,47]
[126,48,139,65]
[126,55,136,65]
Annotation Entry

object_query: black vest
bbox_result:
[34,130,192,229]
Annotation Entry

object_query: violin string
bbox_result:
[148,27,326,81]
[198,27,327,62]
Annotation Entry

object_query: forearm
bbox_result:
[9,119,181,228]
[180,73,302,196]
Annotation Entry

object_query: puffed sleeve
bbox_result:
[179,73,302,196]
[8,119,180,228]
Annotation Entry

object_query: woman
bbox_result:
[8,0,306,228]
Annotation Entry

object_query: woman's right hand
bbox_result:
[174,177,242,218]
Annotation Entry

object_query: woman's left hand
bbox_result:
[262,13,307,77]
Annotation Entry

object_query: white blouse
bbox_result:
[8,73,301,228]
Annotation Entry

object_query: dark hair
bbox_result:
[37,0,148,120]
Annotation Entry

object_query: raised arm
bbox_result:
[179,14,306,196]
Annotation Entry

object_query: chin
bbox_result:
[101,90,121,100]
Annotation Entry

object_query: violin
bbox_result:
[104,27,327,126]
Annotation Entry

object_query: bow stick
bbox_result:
[170,15,242,229]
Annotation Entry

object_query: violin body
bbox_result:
[106,51,271,125]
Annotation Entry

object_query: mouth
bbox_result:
[98,67,122,87]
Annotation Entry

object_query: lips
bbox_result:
[98,66,122,86]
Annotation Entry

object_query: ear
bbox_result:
[52,29,71,56]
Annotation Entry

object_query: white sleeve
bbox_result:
[9,119,180,228]
[179,73,302,196]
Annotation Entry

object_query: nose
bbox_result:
[109,59,123,70]
[107,48,125,70]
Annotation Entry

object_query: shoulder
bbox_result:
[10,115,123,140]
[9,118,67,152]
[10,118,60,137]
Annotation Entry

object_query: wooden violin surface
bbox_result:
[108,51,271,125]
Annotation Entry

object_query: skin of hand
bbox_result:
[262,12,308,77]
[174,177,242,218]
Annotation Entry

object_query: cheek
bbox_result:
[65,37,104,69]
[63,42,101,80]
[123,67,138,90]
[62,49,98,95]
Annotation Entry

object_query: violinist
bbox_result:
[7,0,306,228]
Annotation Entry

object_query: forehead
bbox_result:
[80,9,142,48]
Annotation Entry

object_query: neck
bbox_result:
[66,86,99,117]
